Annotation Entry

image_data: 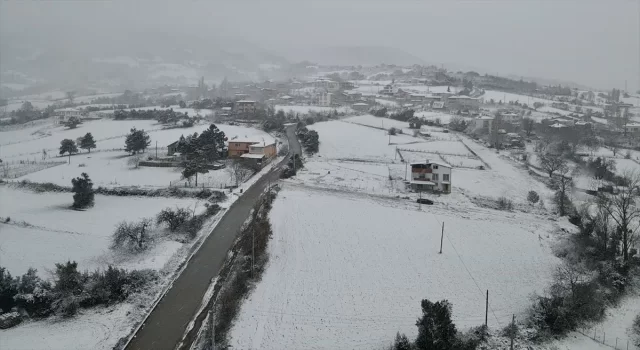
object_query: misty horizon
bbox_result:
[2,0,639,91]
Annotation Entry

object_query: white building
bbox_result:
[501,112,521,124]
[409,161,452,193]
[319,92,332,106]
[474,115,494,131]
[313,79,340,92]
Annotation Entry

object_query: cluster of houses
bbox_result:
[167,137,277,167]
[380,83,481,113]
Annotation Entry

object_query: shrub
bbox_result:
[156,207,191,231]
[180,215,206,239]
[111,218,153,252]
[527,191,540,204]
[497,196,514,210]
[0,267,18,313]
[388,127,398,135]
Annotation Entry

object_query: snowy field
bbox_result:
[229,187,560,349]
[0,186,203,276]
[307,121,413,161]
[14,151,233,188]
[0,118,274,163]
[482,90,549,106]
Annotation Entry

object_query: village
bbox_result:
[2,60,640,350]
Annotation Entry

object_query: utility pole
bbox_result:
[405,162,408,181]
[252,227,255,278]
[439,222,444,254]
[510,314,515,350]
[485,290,489,328]
[155,141,158,158]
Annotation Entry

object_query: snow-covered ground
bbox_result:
[226,116,572,349]
[0,118,274,163]
[229,187,560,349]
[15,151,233,188]
[0,186,203,276]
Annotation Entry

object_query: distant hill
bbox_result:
[294,46,426,67]
[0,31,291,91]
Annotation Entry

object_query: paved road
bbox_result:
[286,124,302,156]
[126,127,300,350]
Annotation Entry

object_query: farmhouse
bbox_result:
[240,141,277,165]
[319,92,332,106]
[474,115,494,131]
[501,112,522,124]
[447,96,480,111]
[409,161,452,193]
[235,100,256,116]
[313,79,340,92]
[229,139,277,158]
[624,123,640,135]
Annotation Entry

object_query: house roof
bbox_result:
[241,153,266,159]
[410,180,436,186]
[228,139,260,144]
[410,162,452,168]
[221,107,232,110]
[353,103,369,106]
[550,123,568,128]
[236,100,256,103]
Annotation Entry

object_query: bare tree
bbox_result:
[551,261,592,300]
[599,172,640,262]
[111,218,153,252]
[66,91,75,103]
[554,175,574,216]
[539,152,568,178]
[227,160,253,187]
[522,117,535,137]
[128,154,143,169]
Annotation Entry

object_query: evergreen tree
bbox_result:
[71,173,94,209]
[394,332,412,350]
[182,159,209,186]
[64,116,81,129]
[198,124,228,161]
[415,299,458,350]
[79,133,97,153]
[59,138,78,163]
[124,128,151,154]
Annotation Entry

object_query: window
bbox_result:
[433,165,438,169]
[443,174,450,182]
[235,143,240,147]
[432,174,438,181]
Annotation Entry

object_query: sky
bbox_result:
[1,0,638,91]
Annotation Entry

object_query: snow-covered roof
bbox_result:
[353,103,369,106]
[478,116,494,120]
[410,162,452,168]
[549,123,568,128]
[221,107,232,111]
[236,100,256,103]
[410,180,436,185]
[241,153,266,159]
[281,95,292,99]
[229,139,260,144]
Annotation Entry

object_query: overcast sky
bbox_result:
[1,0,638,90]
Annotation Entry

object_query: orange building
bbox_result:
[228,140,258,157]
[228,140,277,158]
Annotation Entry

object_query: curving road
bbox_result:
[125,125,300,350]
